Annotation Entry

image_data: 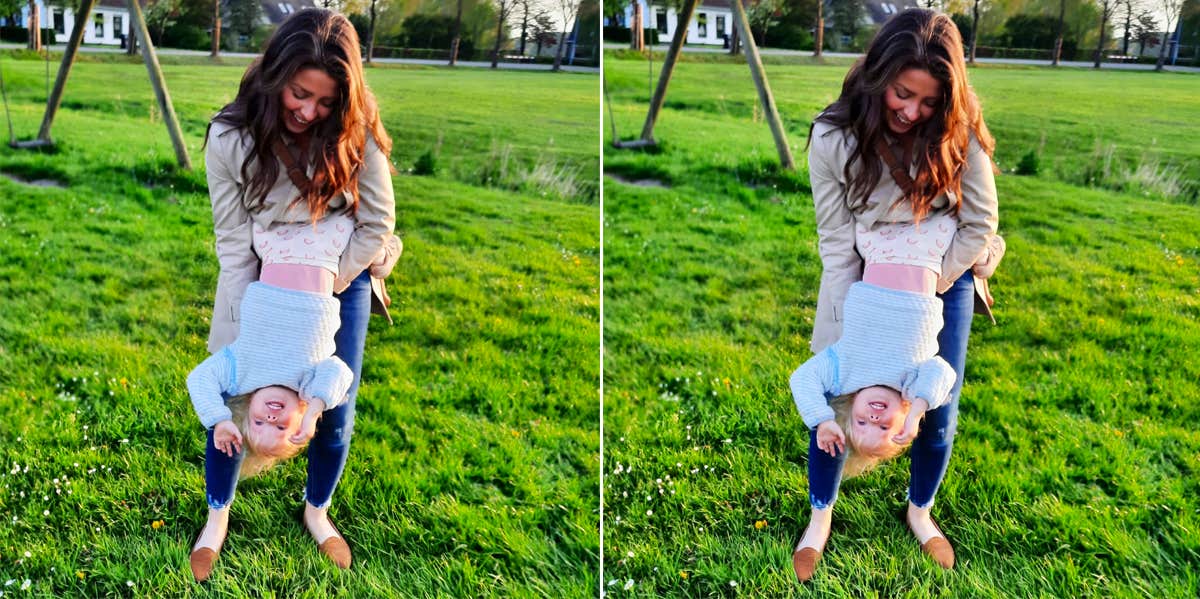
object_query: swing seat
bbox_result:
[9,139,54,149]
[612,138,657,149]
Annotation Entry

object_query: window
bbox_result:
[697,13,707,38]
[93,13,104,38]
[113,15,123,37]
[53,10,64,35]
[716,15,726,38]
[656,11,667,35]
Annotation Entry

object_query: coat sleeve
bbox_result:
[187,347,236,429]
[206,125,259,352]
[335,134,396,291]
[808,125,863,352]
[789,348,840,429]
[938,136,998,292]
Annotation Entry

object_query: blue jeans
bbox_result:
[806,271,974,509]
[204,270,372,510]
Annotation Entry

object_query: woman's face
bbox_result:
[882,67,941,135]
[280,68,338,135]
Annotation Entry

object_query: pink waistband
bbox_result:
[259,264,335,295]
[862,263,937,295]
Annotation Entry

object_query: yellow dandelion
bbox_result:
[722,378,731,388]
[680,571,689,579]
[1114,429,1125,437]
[76,571,85,580]
[151,520,164,529]
[573,256,582,266]
[511,430,521,437]
[754,520,767,529]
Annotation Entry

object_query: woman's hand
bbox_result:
[289,398,327,445]
[213,420,243,457]
[817,420,846,457]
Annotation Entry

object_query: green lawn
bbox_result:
[0,55,598,596]
[603,56,1200,596]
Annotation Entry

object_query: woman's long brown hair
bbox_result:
[809,9,995,222]
[205,8,393,221]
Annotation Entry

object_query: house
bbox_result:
[6,0,316,48]
[10,0,142,46]
[615,1,735,47]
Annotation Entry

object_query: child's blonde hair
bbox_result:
[226,390,309,478]
[830,392,910,478]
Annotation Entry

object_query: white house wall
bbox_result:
[24,1,131,46]
[623,1,733,46]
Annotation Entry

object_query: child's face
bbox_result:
[850,386,909,454]
[247,386,306,455]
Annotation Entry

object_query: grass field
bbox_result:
[0,55,599,596]
[602,55,1200,596]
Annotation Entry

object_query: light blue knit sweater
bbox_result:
[188,282,353,428]
[790,282,956,428]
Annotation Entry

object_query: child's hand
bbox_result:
[213,420,243,457]
[893,397,929,445]
[289,398,326,445]
[816,420,846,457]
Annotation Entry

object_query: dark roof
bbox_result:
[259,0,320,26]
[96,0,149,8]
[863,0,921,26]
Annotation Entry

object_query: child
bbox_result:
[187,212,365,475]
[790,213,1003,475]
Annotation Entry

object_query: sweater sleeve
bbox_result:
[938,136,998,292]
[808,125,863,352]
[298,356,354,411]
[900,356,957,411]
[789,348,840,429]
[335,134,395,291]
[206,125,259,352]
[187,347,236,428]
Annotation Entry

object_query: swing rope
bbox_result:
[0,50,14,146]
[1,44,54,147]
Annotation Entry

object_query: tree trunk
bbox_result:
[27,0,40,52]
[631,2,644,51]
[553,31,567,70]
[969,0,980,64]
[491,5,504,68]
[814,2,823,58]
[519,2,528,54]
[449,0,463,65]
[1093,3,1107,68]
[1155,22,1171,70]
[1052,0,1065,65]
[366,0,376,63]
[211,0,221,57]
[1121,0,1130,55]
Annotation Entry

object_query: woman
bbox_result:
[793,9,999,580]
[189,8,398,580]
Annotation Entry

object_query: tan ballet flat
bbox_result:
[792,547,821,582]
[911,516,955,569]
[316,518,352,569]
